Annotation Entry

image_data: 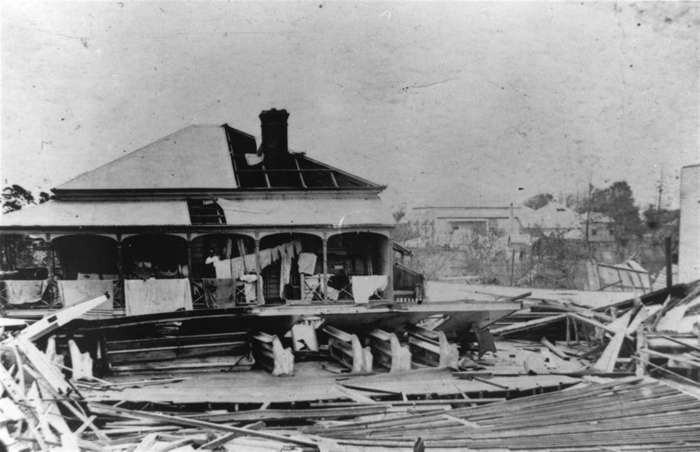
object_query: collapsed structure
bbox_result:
[0,109,519,373]
[0,110,698,451]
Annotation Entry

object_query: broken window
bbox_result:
[188,200,226,225]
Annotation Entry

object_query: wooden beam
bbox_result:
[18,295,109,342]
[491,314,567,336]
[89,403,319,447]
[293,157,307,189]
[254,237,263,305]
[540,337,570,361]
[322,235,328,300]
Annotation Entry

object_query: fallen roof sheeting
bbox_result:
[307,377,700,450]
[425,281,638,308]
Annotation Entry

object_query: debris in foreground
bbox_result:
[306,377,700,450]
[1,279,700,450]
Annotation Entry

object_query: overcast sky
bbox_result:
[1,1,698,210]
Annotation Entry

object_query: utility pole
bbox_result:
[584,181,593,245]
[656,167,664,212]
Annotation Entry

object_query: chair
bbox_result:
[301,274,322,302]
[234,280,247,305]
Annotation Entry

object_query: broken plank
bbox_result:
[658,335,700,354]
[13,338,73,395]
[334,384,377,404]
[441,413,480,428]
[592,311,632,373]
[21,365,109,442]
[108,341,248,364]
[567,313,633,340]
[491,314,567,336]
[199,432,238,450]
[190,405,388,423]
[110,356,251,373]
[644,349,700,368]
[17,295,109,342]
[540,337,570,361]
[89,403,319,447]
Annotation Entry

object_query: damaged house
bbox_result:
[0,109,405,316]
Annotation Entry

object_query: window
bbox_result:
[187,200,225,225]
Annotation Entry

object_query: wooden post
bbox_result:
[322,235,328,300]
[383,236,394,301]
[50,244,56,277]
[255,236,263,305]
[665,236,673,288]
[45,234,56,306]
[116,238,124,281]
[565,316,571,346]
[185,234,193,279]
[44,234,54,279]
[115,236,124,309]
[636,325,646,377]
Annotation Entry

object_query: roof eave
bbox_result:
[51,186,386,201]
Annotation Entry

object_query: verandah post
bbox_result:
[322,233,328,300]
[255,235,263,304]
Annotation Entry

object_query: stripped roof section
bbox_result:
[225,125,382,191]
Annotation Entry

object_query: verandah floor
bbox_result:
[81,362,579,405]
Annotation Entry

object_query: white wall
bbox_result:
[679,164,700,283]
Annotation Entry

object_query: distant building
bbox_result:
[518,203,580,238]
[403,205,524,248]
[582,212,615,243]
[402,202,615,251]
[679,163,700,283]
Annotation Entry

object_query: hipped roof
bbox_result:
[53,123,381,194]
[2,118,391,229]
[56,125,237,191]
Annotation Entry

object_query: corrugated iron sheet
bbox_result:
[0,200,191,226]
[218,197,394,227]
[56,125,237,191]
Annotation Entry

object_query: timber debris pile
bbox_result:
[0,280,698,451]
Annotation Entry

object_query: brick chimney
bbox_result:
[258,108,289,162]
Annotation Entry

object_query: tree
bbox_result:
[523,193,554,210]
[643,206,679,232]
[582,181,643,242]
[2,184,35,213]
